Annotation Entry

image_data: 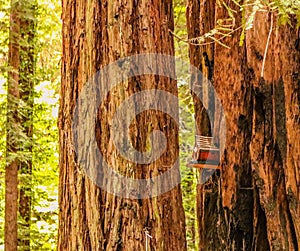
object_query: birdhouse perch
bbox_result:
[187,135,220,169]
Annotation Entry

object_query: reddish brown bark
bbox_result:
[5,1,35,250]
[186,1,227,250]
[187,1,299,250]
[59,0,187,250]
[18,2,35,249]
[5,1,20,250]
[247,12,299,250]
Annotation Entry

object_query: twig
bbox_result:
[261,13,273,78]
[169,26,242,48]
[145,231,152,251]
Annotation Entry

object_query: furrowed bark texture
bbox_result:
[59,1,187,250]
[187,0,299,250]
[247,12,299,250]
[214,3,255,250]
[186,0,226,250]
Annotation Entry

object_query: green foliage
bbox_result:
[178,83,198,251]
[0,0,61,249]
[174,1,199,250]
[29,0,61,249]
[238,0,300,45]
[30,81,59,250]
[0,85,7,249]
[174,0,188,60]
[273,0,300,25]
[172,0,300,48]
[0,0,9,248]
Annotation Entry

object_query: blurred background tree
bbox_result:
[0,0,60,250]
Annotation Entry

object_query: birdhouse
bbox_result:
[187,135,220,169]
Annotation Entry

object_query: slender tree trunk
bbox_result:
[18,0,35,249]
[5,0,35,250]
[187,1,299,250]
[5,0,20,249]
[59,1,187,250]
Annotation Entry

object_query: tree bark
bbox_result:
[247,12,299,250]
[187,1,299,250]
[59,0,187,250]
[5,0,35,250]
[212,3,256,250]
[18,0,35,249]
[187,1,226,250]
[5,0,20,250]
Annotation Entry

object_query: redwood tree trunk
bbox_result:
[18,0,35,249]
[5,0,20,250]
[213,5,256,249]
[247,12,299,250]
[5,0,35,250]
[59,1,187,250]
[186,1,224,250]
[187,1,299,250]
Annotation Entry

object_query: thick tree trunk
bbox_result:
[213,3,256,250]
[59,1,187,250]
[187,1,228,250]
[247,12,299,250]
[187,1,299,250]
